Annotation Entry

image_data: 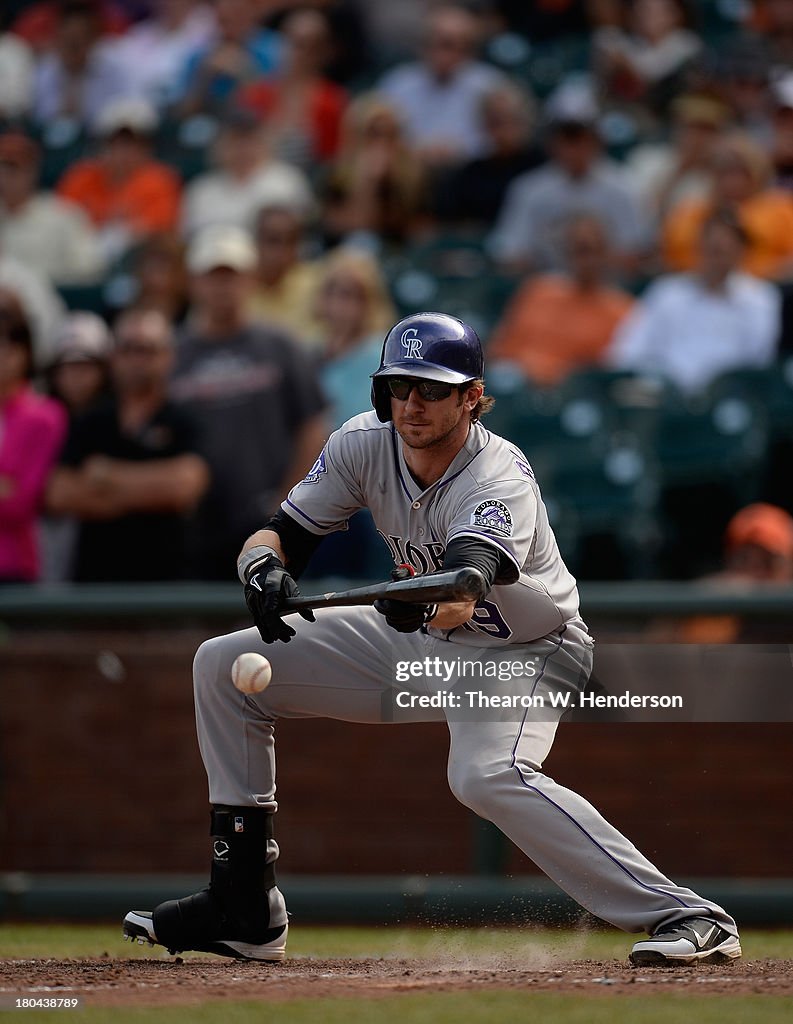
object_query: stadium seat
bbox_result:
[35,117,91,190]
[655,374,769,505]
[541,439,662,579]
[153,114,218,182]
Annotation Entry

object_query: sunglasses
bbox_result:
[115,342,166,357]
[387,378,458,402]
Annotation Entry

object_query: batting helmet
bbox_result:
[370,312,484,422]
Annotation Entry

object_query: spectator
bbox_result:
[721,503,793,583]
[181,107,313,237]
[236,7,348,169]
[45,308,209,581]
[321,94,427,248]
[170,225,328,578]
[12,0,130,53]
[356,0,425,67]
[0,30,34,119]
[670,503,793,643]
[377,4,508,167]
[0,252,66,367]
[750,0,793,74]
[626,92,732,223]
[607,211,780,394]
[488,82,646,275]
[0,130,104,286]
[299,246,395,582]
[111,0,216,110]
[40,311,112,581]
[716,41,774,148]
[126,232,190,325]
[248,204,323,346]
[32,0,130,130]
[771,73,793,193]
[57,98,181,264]
[312,247,395,428]
[47,311,112,419]
[593,0,701,124]
[489,213,635,387]
[173,0,282,116]
[0,294,67,583]
[662,131,793,279]
[434,81,543,228]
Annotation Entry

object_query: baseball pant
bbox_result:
[193,607,738,938]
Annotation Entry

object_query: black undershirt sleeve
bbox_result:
[442,536,517,592]
[263,509,324,579]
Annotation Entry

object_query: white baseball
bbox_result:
[231,652,273,694]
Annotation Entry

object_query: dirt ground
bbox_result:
[1,956,792,1007]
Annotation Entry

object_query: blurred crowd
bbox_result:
[2,0,793,584]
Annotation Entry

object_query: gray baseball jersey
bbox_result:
[281,412,584,647]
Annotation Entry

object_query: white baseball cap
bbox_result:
[187,225,258,274]
[50,312,112,365]
[95,98,159,138]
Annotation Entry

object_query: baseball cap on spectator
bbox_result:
[772,73,793,111]
[95,98,159,138]
[187,225,258,274]
[50,312,112,366]
[544,80,600,131]
[0,132,39,166]
[725,503,793,559]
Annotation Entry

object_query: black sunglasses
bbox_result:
[387,378,458,401]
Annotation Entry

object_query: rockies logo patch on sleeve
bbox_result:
[470,499,513,536]
[303,449,327,484]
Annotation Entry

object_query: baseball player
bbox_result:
[124,313,741,966]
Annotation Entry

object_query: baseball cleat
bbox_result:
[629,918,742,966]
[123,898,287,962]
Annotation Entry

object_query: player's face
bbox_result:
[390,378,480,450]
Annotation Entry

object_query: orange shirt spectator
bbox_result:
[488,214,634,386]
[57,98,180,260]
[59,160,179,235]
[663,190,793,279]
[238,79,347,164]
[237,8,348,166]
[662,132,793,279]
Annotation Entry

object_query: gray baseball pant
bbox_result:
[193,606,738,937]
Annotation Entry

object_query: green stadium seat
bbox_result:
[655,375,769,505]
[153,114,218,182]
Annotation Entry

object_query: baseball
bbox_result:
[231,652,273,694]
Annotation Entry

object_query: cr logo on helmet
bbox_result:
[400,328,423,359]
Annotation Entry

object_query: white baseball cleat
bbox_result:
[123,904,287,962]
[629,917,742,966]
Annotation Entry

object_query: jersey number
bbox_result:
[462,600,513,640]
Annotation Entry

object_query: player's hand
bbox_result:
[243,554,315,644]
[374,597,436,633]
[373,564,436,633]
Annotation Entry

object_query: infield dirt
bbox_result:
[2,956,792,1008]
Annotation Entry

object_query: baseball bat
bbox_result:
[282,567,486,613]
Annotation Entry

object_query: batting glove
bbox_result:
[242,550,315,644]
[374,564,437,634]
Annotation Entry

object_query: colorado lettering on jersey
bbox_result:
[378,533,445,573]
[470,499,513,537]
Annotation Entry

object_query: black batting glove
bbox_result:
[374,564,437,634]
[374,598,436,633]
[243,553,315,644]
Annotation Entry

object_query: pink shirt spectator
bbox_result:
[0,386,66,581]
